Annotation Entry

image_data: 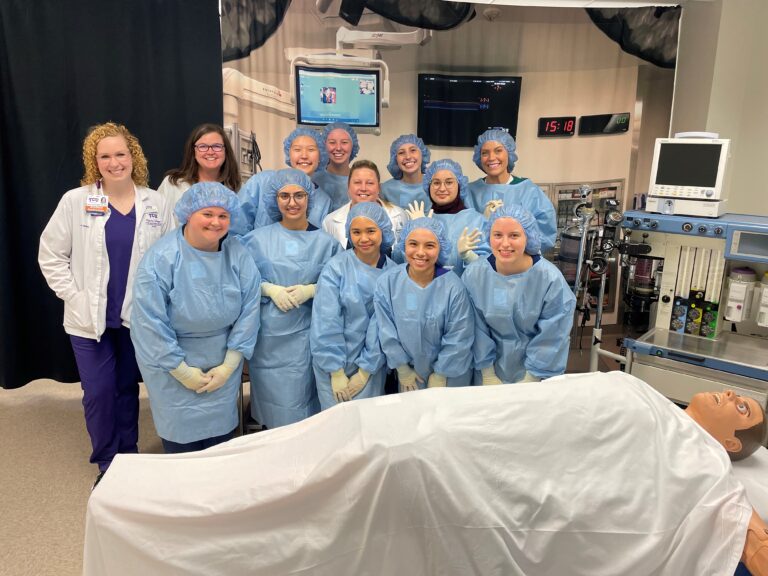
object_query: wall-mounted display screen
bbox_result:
[295,66,379,128]
[418,74,522,147]
[578,113,631,135]
[538,116,576,137]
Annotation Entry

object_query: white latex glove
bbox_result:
[518,371,541,383]
[481,366,503,386]
[262,282,298,312]
[286,284,316,306]
[346,368,370,399]
[170,361,211,391]
[458,227,481,263]
[198,350,243,394]
[405,201,434,220]
[483,199,504,219]
[331,369,351,402]
[427,373,447,388]
[396,364,421,392]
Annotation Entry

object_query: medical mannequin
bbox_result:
[685,390,768,574]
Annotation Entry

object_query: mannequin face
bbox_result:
[405,228,439,272]
[480,141,509,178]
[396,143,422,177]
[349,216,382,260]
[687,390,764,453]
[429,169,460,206]
[289,136,320,176]
[326,128,353,168]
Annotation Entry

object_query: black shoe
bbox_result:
[92,470,106,491]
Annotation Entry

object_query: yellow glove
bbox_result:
[170,361,211,391]
[483,199,504,219]
[458,227,481,263]
[198,350,243,394]
[346,368,370,398]
[405,200,434,220]
[331,369,350,402]
[481,366,503,385]
[286,284,316,306]
[518,371,541,383]
[262,282,298,312]
[396,364,420,392]
[427,373,447,388]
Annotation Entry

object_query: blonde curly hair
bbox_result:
[80,122,149,187]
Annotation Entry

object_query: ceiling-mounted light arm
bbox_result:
[289,53,390,108]
[335,26,432,53]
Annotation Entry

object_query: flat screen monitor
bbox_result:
[295,66,379,129]
[648,138,730,201]
[418,74,522,147]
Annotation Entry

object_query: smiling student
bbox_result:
[380,134,431,210]
[462,205,575,385]
[312,122,360,211]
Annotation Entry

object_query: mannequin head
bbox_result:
[685,391,766,461]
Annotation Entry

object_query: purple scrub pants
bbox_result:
[70,327,141,471]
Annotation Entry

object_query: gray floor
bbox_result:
[0,320,631,576]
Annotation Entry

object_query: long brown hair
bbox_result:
[166,123,241,191]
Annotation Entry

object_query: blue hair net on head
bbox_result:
[423,158,470,201]
[484,204,541,255]
[345,202,395,254]
[175,181,244,228]
[386,134,430,179]
[321,122,360,162]
[263,168,315,223]
[472,128,518,173]
[397,217,452,266]
[283,127,328,172]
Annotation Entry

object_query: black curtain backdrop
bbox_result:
[0,0,223,388]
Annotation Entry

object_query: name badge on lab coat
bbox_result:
[85,195,108,215]
[144,205,162,228]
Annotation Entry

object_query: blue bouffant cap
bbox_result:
[484,204,541,255]
[386,134,430,180]
[472,128,518,173]
[345,202,394,254]
[175,182,245,231]
[283,128,327,173]
[321,122,360,163]
[397,217,452,266]
[423,159,469,201]
[263,168,314,223]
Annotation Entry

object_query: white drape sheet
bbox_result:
[84,371,751,575]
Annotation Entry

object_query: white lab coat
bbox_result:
[38,184,174,340]
[322,200,408,247]
[156,175,190,224]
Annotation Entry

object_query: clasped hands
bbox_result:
[262,282,315,312]
[170,350,243,394]
[331,368,370,403]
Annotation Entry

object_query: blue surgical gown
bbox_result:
[237,170,333,234]
[462,256,576,383]
[392,209,490,276]
[312,171,349,212]
[373,264,474,387]
[241,222,341,427]
[310,250,394,410]
[466,177,557,251]
[130,228,261,443]
[381,179,431,211]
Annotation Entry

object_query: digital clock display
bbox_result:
[538,116,576,137]
[578,113,631,135]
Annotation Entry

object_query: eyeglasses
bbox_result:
[194,143,225,153]
[277,191,308,202]
[430,179,456,189]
